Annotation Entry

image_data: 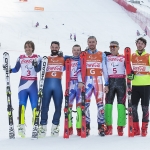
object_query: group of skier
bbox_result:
[35,22,48,29]
[70,33,76,41]
[3,36,150,138]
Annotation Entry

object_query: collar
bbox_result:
[88,49,98,54]
[25,54,33,57]
[135,50,146,56]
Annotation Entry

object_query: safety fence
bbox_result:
[113,0,150,37]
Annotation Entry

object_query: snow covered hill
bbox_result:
[0,0,150,150]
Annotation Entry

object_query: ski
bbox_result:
[31,56,48,139]
[3,52,15,139]
[124,47,134,137]
[80,51,87,138]
[63,59,71,138]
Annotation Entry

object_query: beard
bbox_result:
[51,50,58,56]
[89,46,96,50]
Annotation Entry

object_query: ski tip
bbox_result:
[124,47,131,53]
[81,51,86,55]
[43,56,48,59]
[65,58,71,62]
[125,47,130,49]
[80,51,86,58]
[3,52,9,55]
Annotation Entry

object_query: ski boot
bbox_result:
[117,126,124,136]
[98,124,105,137]
[133,122,140,136]
[141,122,148,137]
[76,128,81,136]
[105,125,113,135]
[68,108,73,135]
[86,124,90,137]
[69,127,73,135]
[38,125,47,138]
[51,123,59,136]
[76,106,82,136]
[18,105,26,138]
[18,124,25,138]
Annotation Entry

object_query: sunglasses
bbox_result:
[109,45,118,48]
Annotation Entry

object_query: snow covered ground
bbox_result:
[0,0,150,150]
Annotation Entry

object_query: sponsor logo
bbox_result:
[108,57,124,62]
[41,62,46,80]
[133,66,146,72]
[51,57,59,62]
[21,59,33,64]
[25,65,33,69]
[111,62,119,67]
[87,62,101,68]
[47,65,63,72]
[89,55,97,59]
[5,58,9,78]
[135,57,142,62]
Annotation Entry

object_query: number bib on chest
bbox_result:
[107,55,125,78]
[46,56,64,79]
[20,54,38,80]
[86,52,102,76]
[132,53,150,75]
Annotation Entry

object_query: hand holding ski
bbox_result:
[124,47,134,137]
[63,59,71,138]
[31,56,48,139]
[3,52,15,139]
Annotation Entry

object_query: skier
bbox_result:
[34,41,64,137]
[127,37,150,137]
[70,33,72,40]
[45,25,48,29]
[104,41,126,136]
[35,22,39,27]
[65,44,82,136]
[74,34,76,41]
[144,27,147,36]
[137,30,140,36]
[77,36,109,136]
[9,41,41,137]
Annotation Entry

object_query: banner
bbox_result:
[113,0,137,13]
[34,7,44,11]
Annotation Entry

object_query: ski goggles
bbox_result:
[109,45,118,49]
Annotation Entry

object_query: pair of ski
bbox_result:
[124,47,134,137]
[3,52,48,139]
[63,51,87,138]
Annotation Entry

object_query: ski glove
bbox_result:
[127,72,134,80]
[2,64,12,73]
[32,59,38,67]
[104,51,111,56]
[58,51,63,57]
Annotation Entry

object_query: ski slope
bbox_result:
[0,0,150,150]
